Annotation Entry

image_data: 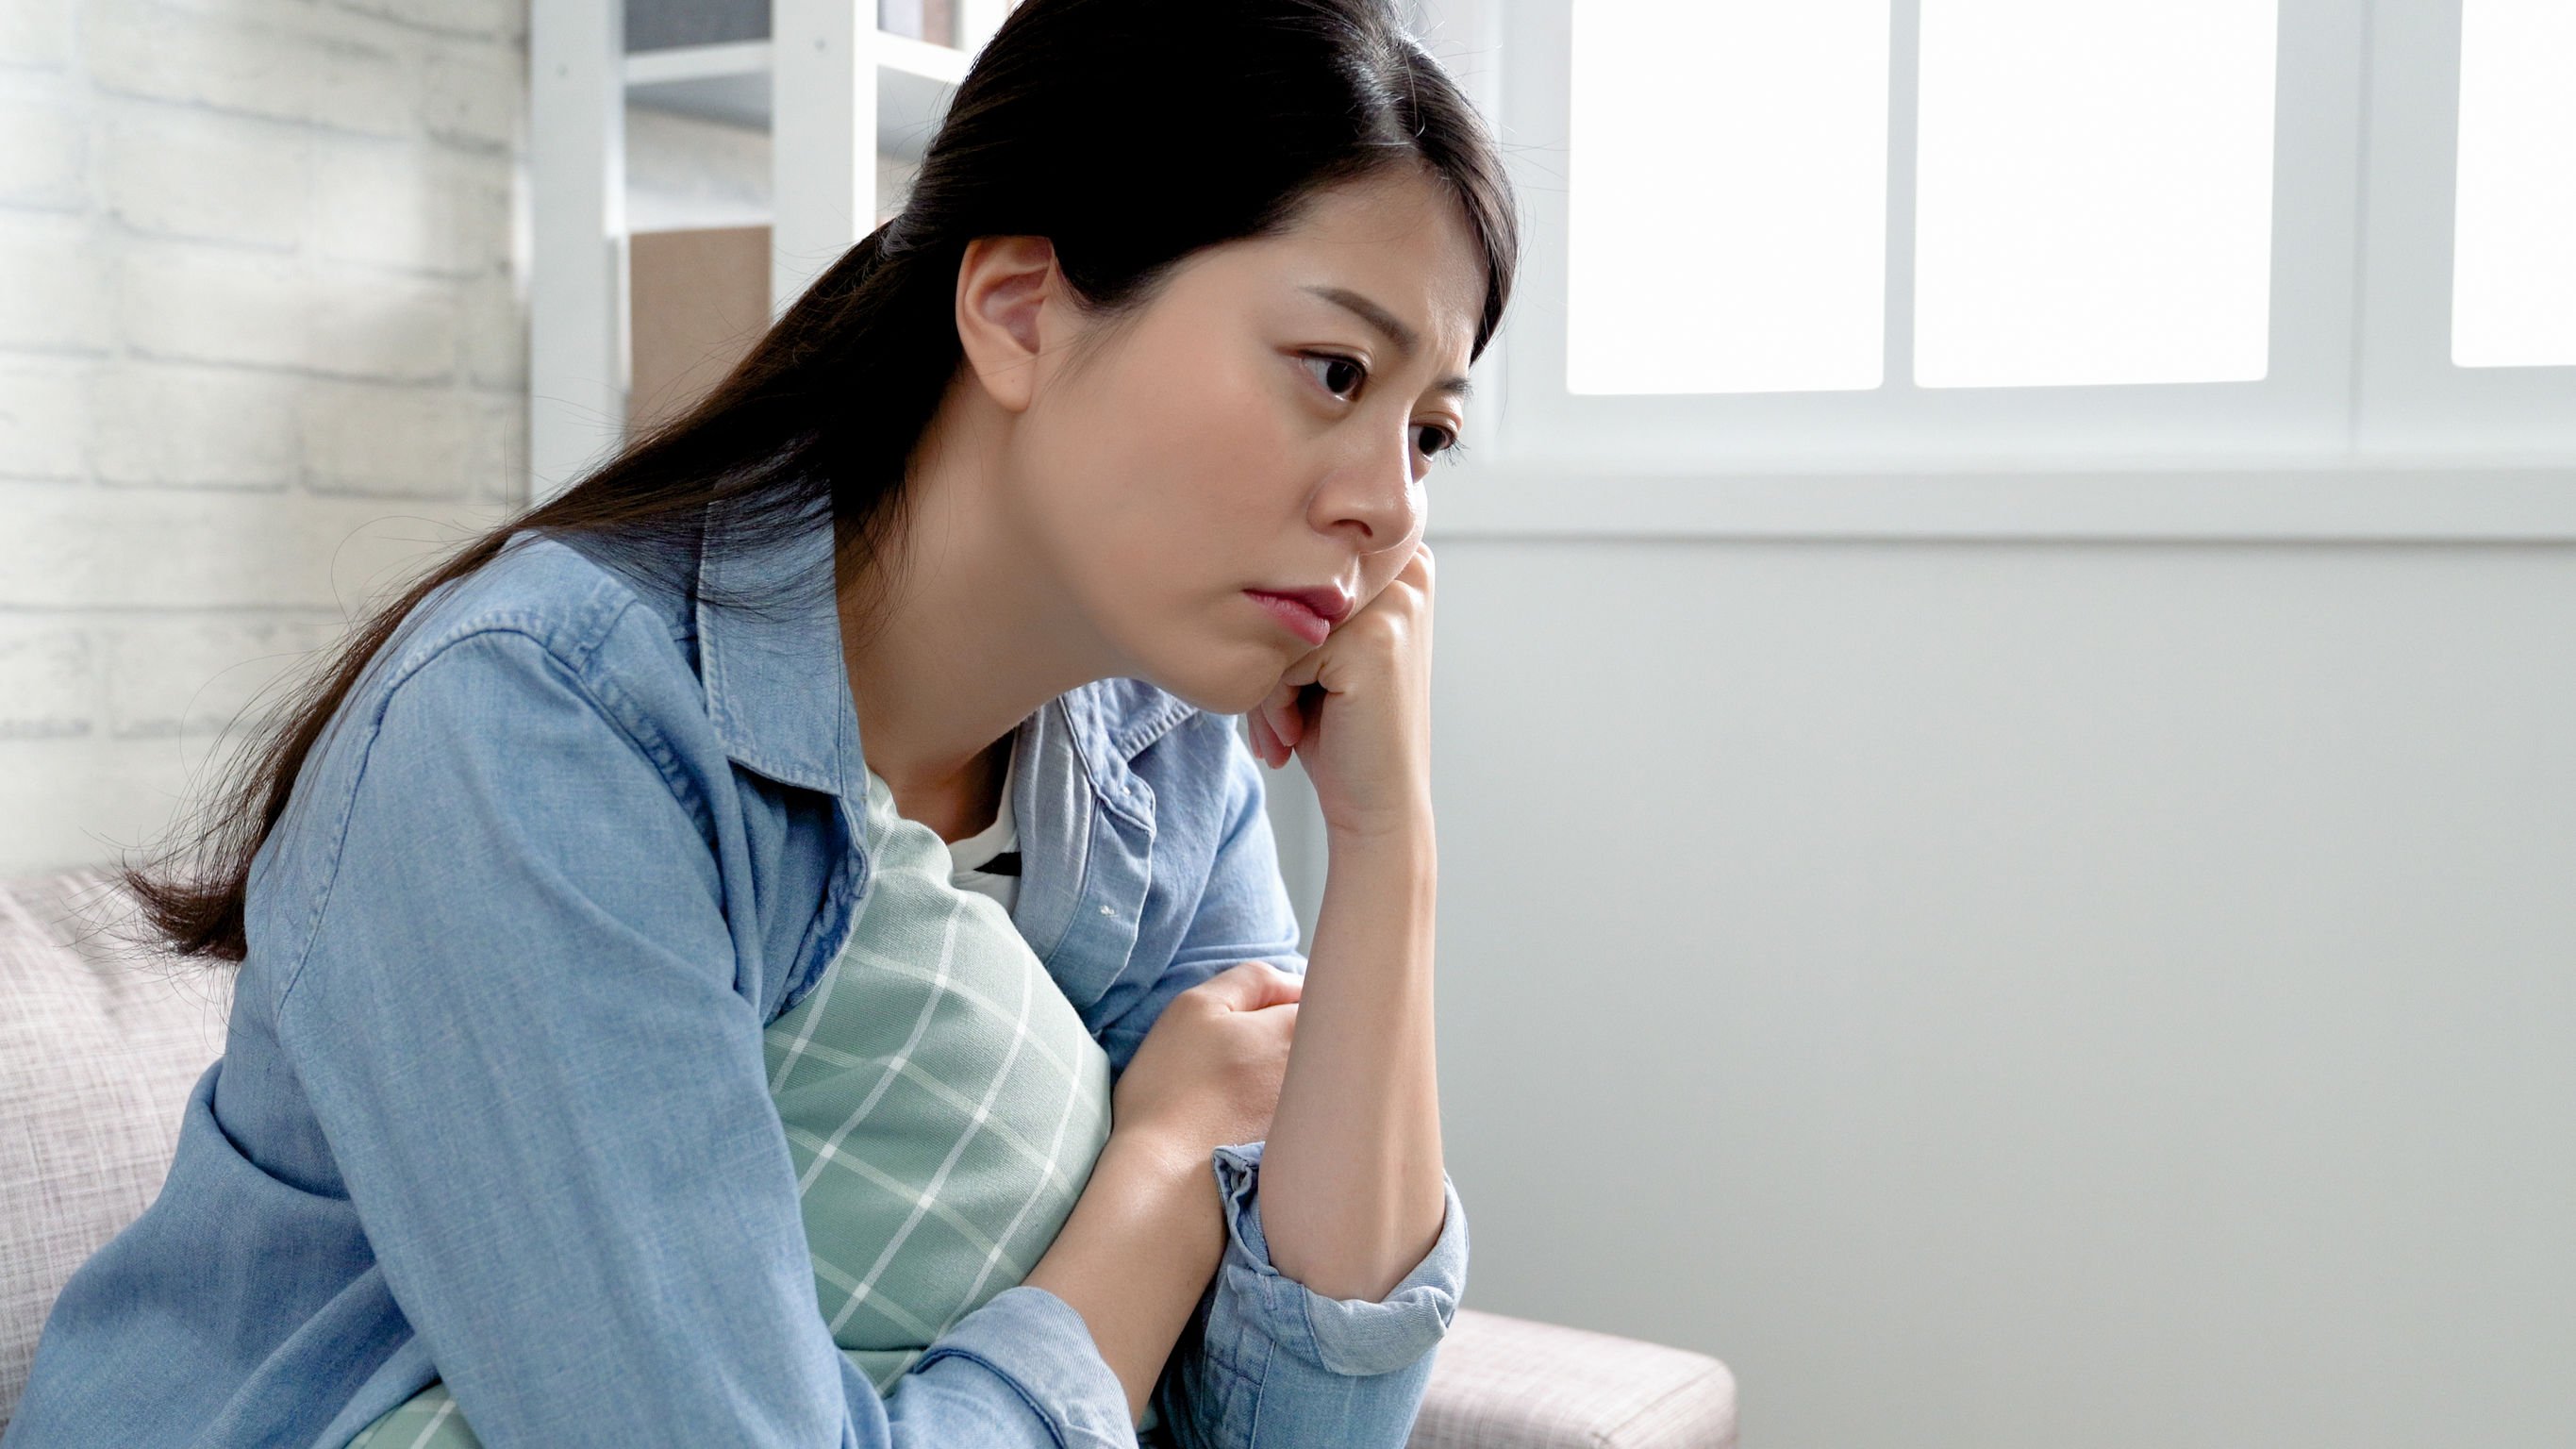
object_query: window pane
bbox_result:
[2451,0,2576,368]
[1568,0,1890,394]
[1913,0,2277,389]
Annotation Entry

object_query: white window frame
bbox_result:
[2353,0,2576,453]
[1413,0,2576,541]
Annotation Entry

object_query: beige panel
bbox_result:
[628,225,773,436]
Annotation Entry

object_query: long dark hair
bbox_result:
[118,0,1519,966]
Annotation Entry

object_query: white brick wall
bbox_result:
[1,0,531,876]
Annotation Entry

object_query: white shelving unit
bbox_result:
[528,0,1009,504]
[623,33,969,156]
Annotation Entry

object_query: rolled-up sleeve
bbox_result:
[1133,718,1469,1449]
[270,617,1134,1449]
[1205,1141,1467,1379]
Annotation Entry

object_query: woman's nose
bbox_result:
[1315,435,1421,550]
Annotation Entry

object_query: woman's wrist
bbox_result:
[1323,794,1436,853]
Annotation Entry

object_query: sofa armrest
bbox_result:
[1410,1307,1738,1449]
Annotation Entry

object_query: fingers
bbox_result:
[1264,690,1302,760]
[1251,680,1305,768]
[1198,958,1305,1011]
[1238,960,1302,1008]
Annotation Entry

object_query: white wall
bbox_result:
[1401,534,2576,1449]
[0,0,529,876]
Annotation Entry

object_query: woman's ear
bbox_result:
[953,234,1064,415]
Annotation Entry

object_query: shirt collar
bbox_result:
[687,490,849,798]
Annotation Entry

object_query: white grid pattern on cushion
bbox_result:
[764,765,1116,1388]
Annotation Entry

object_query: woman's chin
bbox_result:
[1136,648,1288,720]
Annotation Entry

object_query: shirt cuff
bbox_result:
[1207,1139,1469,1377]
[906,1283,1138,1447]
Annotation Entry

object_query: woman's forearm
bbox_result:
[1022,1128,1227,1424]
[1256,812,1445,1303]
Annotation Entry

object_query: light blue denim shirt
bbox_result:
[2,493,1467,1449]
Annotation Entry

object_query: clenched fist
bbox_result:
[1110,960,1305,1165]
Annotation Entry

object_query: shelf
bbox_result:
[623,32,971,162]
[538,5,997,499]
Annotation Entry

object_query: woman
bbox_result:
[2,0,1516,1443]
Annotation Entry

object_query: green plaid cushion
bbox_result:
[349,766,1120,1446]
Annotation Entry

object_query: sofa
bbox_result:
[0,864,1738,1447]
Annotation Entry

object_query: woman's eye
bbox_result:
[1303,352,1367,400]
[1303,353,1468,466]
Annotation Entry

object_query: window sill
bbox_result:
[1423,463,2576,542]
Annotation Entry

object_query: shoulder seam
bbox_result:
[268,596,705,1035]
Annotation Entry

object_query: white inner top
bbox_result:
[939,741,1020,915]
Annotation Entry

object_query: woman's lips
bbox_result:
[1245,591,1331,647]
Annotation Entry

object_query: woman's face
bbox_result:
[1000,166,1485,717]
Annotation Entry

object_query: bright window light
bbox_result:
[2451,0,2576,368]
[1567,0,1891,394]
[1913,0,2278,389]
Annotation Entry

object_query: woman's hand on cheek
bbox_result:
[1249,540,1435,842]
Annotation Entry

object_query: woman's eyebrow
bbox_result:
[1300,284,1474,401]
